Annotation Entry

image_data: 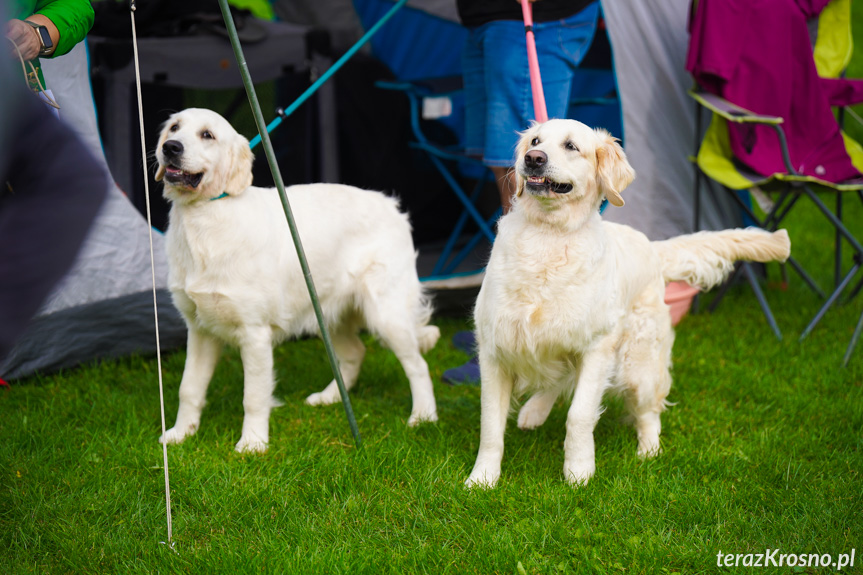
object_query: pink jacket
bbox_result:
[686,0,863,183]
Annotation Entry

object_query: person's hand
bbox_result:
[6,19,41,62]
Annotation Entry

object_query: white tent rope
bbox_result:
[129,4,174,549]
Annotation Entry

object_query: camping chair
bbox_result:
[688,0,863,363]
[376,76,499,280]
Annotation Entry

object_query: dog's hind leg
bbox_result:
[620,313,673,458]
[517,389,560,430]
[381,325,438,426]
[305,319,366,407]
[161,327,223,445]
[363,288,438,426]
[235,326,278,453]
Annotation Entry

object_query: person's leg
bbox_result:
[491,4,599,214]
[490,166,516,213]
[535,3,600,120]
[479,20,532,212]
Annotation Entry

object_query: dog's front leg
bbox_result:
[236,326,277,453]
[465,354,513,489]
[563,341,614,486]
[161,327,223,444]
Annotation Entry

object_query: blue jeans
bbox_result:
[462,3,600,167]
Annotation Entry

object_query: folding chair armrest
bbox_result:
[689,89,784,125]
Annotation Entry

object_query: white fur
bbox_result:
[155,108,440,453]
[466,119,790,488]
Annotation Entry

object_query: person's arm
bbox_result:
[6,18,52,62]
[32,0,94,57]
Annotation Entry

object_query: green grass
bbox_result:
[4,8,863,575]
[3,268,862,575]
[2,198,862,575]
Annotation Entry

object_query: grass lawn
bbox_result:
[2,213,861,575]
[3,179,862,575]
[3,8,863,575]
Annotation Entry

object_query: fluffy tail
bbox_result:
[415,287,440,353]
[418,325,441,353]
[653,228,791,290]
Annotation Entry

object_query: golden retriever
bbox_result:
[155,108,439,453]
[465,119,790,488]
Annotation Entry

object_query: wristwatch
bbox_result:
[24,20,54,56]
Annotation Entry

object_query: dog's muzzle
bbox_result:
[161,139,204,189]
[522,151,574,195]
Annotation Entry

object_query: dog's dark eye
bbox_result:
[169,123,179,133]
[565,141,579,152]
[201,130,215,140]
[531,137,540,146]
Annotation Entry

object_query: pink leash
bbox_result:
[521,0,548,123]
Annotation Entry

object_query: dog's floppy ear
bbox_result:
[514,123,539,198]
[594,129,634,207]
[223,133,255,195]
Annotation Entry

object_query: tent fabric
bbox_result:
[600,0,739,239]
[0,41,186,380]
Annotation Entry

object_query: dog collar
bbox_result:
[210,192,230,201]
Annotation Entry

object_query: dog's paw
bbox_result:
[160,424,196,445]
[563,461,595,487]
[464,469,500,489]
[235,435,268,454]
[305,389,340,406]
[407,409,438,427]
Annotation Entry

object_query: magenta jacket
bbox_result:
[686,0,863,183]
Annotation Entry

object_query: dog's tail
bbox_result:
[418,325,441,354]
[653,228,790,290]
[415,289,441,353]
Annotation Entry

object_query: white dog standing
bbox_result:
[155,108,439,453]
[466,119,791,488]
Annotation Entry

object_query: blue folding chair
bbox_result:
[376,76,500,279]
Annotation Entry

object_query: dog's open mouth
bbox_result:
[164,165,204,189]
[525,176,573,195]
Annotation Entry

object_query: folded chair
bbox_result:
[687,0,863,363]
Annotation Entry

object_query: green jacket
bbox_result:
[11,0,94,91]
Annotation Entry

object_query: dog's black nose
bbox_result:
[162,140,184,158]
[524,149,547,169]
